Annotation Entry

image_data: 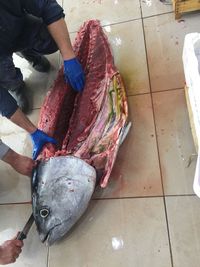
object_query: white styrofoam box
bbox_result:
[182,33,200,197]
[183,33,200,145]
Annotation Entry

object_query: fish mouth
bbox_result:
[39,229,52,244]
[39,223,62,246]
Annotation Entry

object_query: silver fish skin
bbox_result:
[32,156,96,246]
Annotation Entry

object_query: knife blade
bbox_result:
[16,213,34,240]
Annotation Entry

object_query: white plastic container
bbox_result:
[183,33,200,197]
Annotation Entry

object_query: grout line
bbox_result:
[126,86,184,98]
[161,196,174,267]
[93,195,164,201]
[152,87,184,93]
[140,1,174,266]
[69,17,143,34]
[0,194,196,206]
[68,11,175,35]
[29,85,185,114]
[92,193,196,201]
[142,11,174,20]
[127,91,150,97]
[0,202,31,206]
[47,246,50,267]
[139,0,144,19]
[165,193,196,197]
[102,17,141,27]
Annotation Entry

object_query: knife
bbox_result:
[16,213,34,240]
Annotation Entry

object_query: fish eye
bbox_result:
[40,208,50,218]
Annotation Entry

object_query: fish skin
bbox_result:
[32,156,96,246]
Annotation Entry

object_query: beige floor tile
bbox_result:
[63,0,141,33]
[0,204,47,267]
[105,20,150,95]
[0,109,40,203]
[166,195,200,267]
[94,94,162,198]
[144,13,200,91]
[153,89,196,195]
[27,108,41,126]
[69,32,76,44]
[141,0,173,18]
[49,198,171,267]
[13,52,60,110]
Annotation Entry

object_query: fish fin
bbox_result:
[119,122,132,146]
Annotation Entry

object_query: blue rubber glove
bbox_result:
[64,58,85,92]
[30,129,57,160]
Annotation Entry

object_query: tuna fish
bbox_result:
[32,156,96,245]
[32,20,130,246]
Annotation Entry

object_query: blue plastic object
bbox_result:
[31,129,57,160]
[64,58,85,92]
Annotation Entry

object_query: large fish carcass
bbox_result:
[32,20,130,246]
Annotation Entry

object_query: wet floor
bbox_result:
[0,1,200,266]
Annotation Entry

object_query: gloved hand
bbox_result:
[64,57,85,92]
[30,129,57,160]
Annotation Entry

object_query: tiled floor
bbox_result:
[0,1,199,266]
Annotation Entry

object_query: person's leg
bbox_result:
[0,55,29,113]
[0,56,23,90]
[15,15,58,72]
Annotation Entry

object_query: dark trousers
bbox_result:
[0,14,58,91]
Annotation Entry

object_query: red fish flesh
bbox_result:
[38,20,129,188]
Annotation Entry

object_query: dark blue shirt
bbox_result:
[0,0,64,56]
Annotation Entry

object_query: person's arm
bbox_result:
[23,1,85,92]
[0,85,37,133]
[0,236,23,265]
[47,18,75,60]
[0,108,56,174]
[22,0,65,26]
[0,104,56,162]
[23,0,73,59]
[48,18,85,92]
[9,108,36,134]
[0,138,35,176]
[9,108,56,160]
[2,148,36,176]
[0,90,37,174]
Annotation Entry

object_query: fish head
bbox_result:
[32,156,96,246]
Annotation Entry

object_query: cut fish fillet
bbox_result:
[38,20,129,188]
